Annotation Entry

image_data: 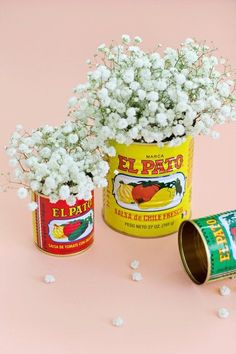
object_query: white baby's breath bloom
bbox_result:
[50,194,59,204]
[155,79,167,91]
[173,124,185,136]
[221,105,231,117]
[219,285,231,296]
[16,124,23,131]
[6,147,17,157]
[117,119,128,129]
[42,125,54,134]
[9,158,18,167]
[130,260,140,269]
[44,274,56,284]
[217,308,229,319]
[123,68,134,83]
[30,180,41,191]
[175,73,186,85]
[137,89,146,100]
[68,96,78,107]
[183,116,194,127]
[148,101,158,112]
[6,119,108,207]
[97,43,106,51]
[92,70,101,81]
[45,176,56,189]
[211,131,220,139]
[40,147,51,158]
[106,79,117,91]
[93,175,108,187]
[134,36,142,43]
[126,107,136,117]
[132,272,143,281]
[66,195,77,206]
[122,34,131,43]
[28,202,38,211]
[68,35,236,148]
[130,81,140,90]
[68,133,79,144]
[146,92,159,101]
[112,316,124,327]
[59,185,70,200]
[17,187,28,199]
[156,113,168,126]
[176,102,188,112]
[218,83,230,97]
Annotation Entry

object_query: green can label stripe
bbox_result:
[194,210,236,280]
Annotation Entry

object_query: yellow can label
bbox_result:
[103,137,194,237]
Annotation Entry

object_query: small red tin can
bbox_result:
[32,192,94,256]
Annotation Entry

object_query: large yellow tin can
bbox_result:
[103,137,194,237]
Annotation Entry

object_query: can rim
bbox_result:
[32,190,95,201]
[109,136,193,148]
[178,220,211,285]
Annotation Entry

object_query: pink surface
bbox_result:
[1,1,236,353]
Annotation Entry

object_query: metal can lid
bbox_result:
[178,220,210,284]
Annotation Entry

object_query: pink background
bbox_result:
[1,0,236,353]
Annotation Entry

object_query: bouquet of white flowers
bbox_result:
[68,35,236,149]
[5,120,109,209]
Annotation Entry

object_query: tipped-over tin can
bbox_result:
[178,210,236,284]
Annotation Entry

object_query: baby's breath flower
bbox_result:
[30,180,41,191]
[5,120,109,207]
[40,147,51,159]
[68,96,78,107]
[122,34,131,44]
[16,124,23,131]
[123,68,134,83]
[68,35,236,148]
[68,133,78,144]
[134,36,142,43]
[66,195,76,206]
[173,124,185,136]
[17,187,28,199]
[9,158,18,167]
[28,201,38,211]
[45,176,56,189]
[97,43,106,51]
[6,147,17,157]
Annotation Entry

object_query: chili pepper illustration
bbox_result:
[68,220,89,241]
[63,220,82,237]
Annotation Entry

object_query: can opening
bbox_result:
[179,221,208,284]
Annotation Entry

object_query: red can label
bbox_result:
[32,192,94,255]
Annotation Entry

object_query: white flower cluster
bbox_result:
[6,121,109,206]
[69,35,236,148]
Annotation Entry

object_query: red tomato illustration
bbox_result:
[131,184,160,203]
[231,227,236,240]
